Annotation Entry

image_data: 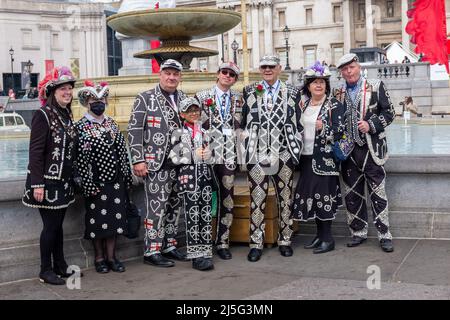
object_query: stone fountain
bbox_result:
[72,3,264,126]
[107,7,241,70]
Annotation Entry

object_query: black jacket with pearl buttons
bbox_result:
[298,96,346,176]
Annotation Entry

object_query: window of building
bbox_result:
[198,58,208,72]
[277,49,287,68]
[52,33,60,48]
[278,10,286,27]
[22,29,32,46]
[304,46,317,68]
[0,117,4,127]
[106,10,123,76]
[333,4,343,23]
[306,8,313,25]
[387,0,394,17]
[331,45,344,65]
[358,2,365,21]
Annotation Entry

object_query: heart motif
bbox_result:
[150,200,160,212]
[222,175,234,190]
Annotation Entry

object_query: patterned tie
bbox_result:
[221,93,227,119]
[169,94,177,111]
[267,86,274,111]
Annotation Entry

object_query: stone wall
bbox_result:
[286,62,450,116]
[1,155,449,283]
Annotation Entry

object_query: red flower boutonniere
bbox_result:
[255,84,264,96]
[205,97,216,111]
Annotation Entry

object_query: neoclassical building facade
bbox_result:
[0,0,108,93]
[185,0,450,71]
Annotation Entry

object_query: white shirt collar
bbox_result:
[215,85,230,97]
[84,112,108,124]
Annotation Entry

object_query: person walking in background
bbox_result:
[75,80,132,274]
[291,62,346,254]
[22,66,78,285]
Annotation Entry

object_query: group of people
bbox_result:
[23,52,396,286]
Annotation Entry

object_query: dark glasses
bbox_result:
[220,69,237,78]
[260,65,276,70]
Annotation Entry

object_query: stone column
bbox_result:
[365,0,374,47]
[228,27,236,63]
[250,1,260,69]
[262,1,273,55]
[218,34,224,63]
[401,0,410,50]
[118,38,152,76]
[343,0,352,53]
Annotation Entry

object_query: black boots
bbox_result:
[192,257,214,271]
[216,248,232,260]
[247,248,262,262]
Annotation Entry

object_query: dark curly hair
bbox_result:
[302,77,331,98]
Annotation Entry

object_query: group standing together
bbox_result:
[23,52,395,285]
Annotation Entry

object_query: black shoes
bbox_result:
[346,236,367,247]
[304,237,321,249]
[39,270,65,285]
[247,248,262,262]
[144,253,175,267]
[313,241,335,254]
[53,264,84,278]
[279,245,293,257]
[216,248,232,260]
[192,257,214,271]
[95,260,110,273]
[162,249,188,261]
[380,239,394,252]
[107,259,126,272]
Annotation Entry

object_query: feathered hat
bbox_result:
[77,80,110,107]
[303,61,331,79]
[38,66,76,106]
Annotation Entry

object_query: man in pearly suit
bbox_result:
[195,62,242,260]
[128,59,188,267]
[240,55,303,262]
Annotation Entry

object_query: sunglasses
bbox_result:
[220,69,237,78]
[260,65,276,70]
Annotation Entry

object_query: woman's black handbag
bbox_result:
[125,194,141,239]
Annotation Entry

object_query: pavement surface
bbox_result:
[1,235,450,300]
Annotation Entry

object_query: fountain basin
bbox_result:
[107,8,241,40]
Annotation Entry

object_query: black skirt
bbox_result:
[22,166,75,210]
[84,176,128,240]
[291,155,342,221]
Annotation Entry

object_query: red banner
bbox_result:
[45,60,54,75]
[406,0,449,73]
[151,40,161,73]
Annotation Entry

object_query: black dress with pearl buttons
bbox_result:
[291,97,346,221]
[75,116,132,240]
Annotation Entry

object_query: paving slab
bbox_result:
[1,237,449,300]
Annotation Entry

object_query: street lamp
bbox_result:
[9,47,14,94]
[282,25,291,70]
[231,40,239,64]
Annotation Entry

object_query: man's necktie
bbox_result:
[169,94,177,111]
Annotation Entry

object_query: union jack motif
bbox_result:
[145,153,156,161]
[167,238,178,247]
[147,116,161,128]
[150,242,162,252]
[144,218,154,230]
[179,175,189,184]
